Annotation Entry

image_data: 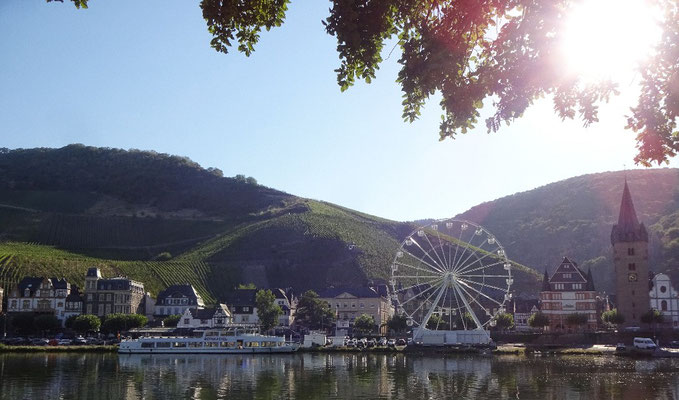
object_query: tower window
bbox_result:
[628,248,635,256]
[662,300,668,311]
[628,263,636,271]
[632,290,635,296]
[661,286,667,293]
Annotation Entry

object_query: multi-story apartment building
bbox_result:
[83,268,145,317]
[154,284,205,318]
[319,286,394,335]
[539,257,598,331]
[7,277,71,322]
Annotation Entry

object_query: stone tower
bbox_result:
[611,180,649,326]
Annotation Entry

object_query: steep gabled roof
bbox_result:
[549,257,587,283]
[156,284,204,306]
[611,180,648,244]
[224,289,257,306]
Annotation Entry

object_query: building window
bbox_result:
[563,273,572,278]
[661,286,667,293]
[662,300,668,311]
[243,306,250,312]
[628,263,636,271]
[628,248,635,256]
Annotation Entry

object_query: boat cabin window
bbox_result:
[188,342,203,348]
[141,342,155,348]
[205,342,219,348]
[173,342,187,348]
[156,342,171,348]
[205,331,219,337]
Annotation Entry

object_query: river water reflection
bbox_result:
[1,352,679,399]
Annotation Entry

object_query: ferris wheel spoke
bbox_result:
[459,274,510,278]
[455,248,498,274]
[457,260,505,276]
[458,277,508,293]
[452,238,490,273]
[452,283,485,329]
[406,282,447,324]
[393,260,444,277]
[392,275,441,279]
[456,279,503,306]
[451,226,487,272]
[393,276,444,296]
[423,232,448,271]
[408,236,447,273]
[449,223,466,271]
[434,229,451,270]
[399,247,446,274]
[449,284,466,329]
[435,286,449,330]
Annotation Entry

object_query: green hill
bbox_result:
[0,145,540,302]
[457,168,679,294]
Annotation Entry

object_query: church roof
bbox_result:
[611,180,648,244]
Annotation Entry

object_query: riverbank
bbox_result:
[0,344,118,353]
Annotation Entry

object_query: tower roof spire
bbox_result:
[611,180,648,244]
[618,180,640,229]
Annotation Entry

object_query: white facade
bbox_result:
[7,278,70,322]
[176,304,232,330]
[650,273,679,329]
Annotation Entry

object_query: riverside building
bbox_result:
[84,268,145,317]
[539,257,598,331]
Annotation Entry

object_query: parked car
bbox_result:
[31,338,49,346]
[366,339,376,348]
[633,337,657,350]
[73,336,87,345]
[48,338,60,346]
[668,340,679,349]
[378,337,387,346]
[58,339,73,346]
[387,339,396,347]
[396,339,406,346]
[86,337,105,345]
[615,343,626,352]
[624,326,641,332]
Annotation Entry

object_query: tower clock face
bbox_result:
[628,273,638,282]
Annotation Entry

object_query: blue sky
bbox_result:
[1,1,675,221]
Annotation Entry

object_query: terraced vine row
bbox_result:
[0,243,216,304]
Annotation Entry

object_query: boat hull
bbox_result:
[118,346,298,354]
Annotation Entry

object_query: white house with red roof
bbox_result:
[539,257,598,331]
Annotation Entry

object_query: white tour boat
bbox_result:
[119,327,299,354]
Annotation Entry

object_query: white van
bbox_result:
[633,337,657,350]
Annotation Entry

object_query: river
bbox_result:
[1,352,678,399]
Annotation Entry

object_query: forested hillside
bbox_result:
[0,145,541,301]
[457,168,679,294]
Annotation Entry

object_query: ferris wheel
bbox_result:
[390,219,513,338]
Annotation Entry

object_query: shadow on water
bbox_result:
[1,352,679,399]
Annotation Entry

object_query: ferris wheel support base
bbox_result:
[414,329,492,346]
